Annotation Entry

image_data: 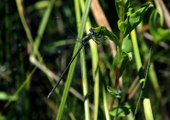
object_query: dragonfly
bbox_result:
[47,17,107,98]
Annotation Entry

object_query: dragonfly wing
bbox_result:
[54,16,82,44]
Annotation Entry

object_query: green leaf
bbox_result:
[122,35,133,60]
[107,86,121,98]
[125,2,152,14]
[110,104,131,117]
[149,9,170,42]
[114,0,122,19]
[112,36,133,77]
[115,0,129,19]
[118,20,129,32]
[92,26,119,45]
[122,35,133,54]
[123,2,153,37]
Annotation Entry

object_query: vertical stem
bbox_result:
[56,0,92,119]
[133,47,153,120]
[131,28,154,120]
[114,0,125,89]
[83,4,100,120]
[80,49,90,120]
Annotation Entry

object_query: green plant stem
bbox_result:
[80,49,90,120]
[115,0,125,89]
[102,84,110,120]
[86,21,100,120]
[16,0,57,94]
[56,0,92,119]
[130,29,153,120]
[83,7,100,120]
[32,0,56,57]
[99,60,110,120]
[74,0,81,29]
[16,0,34,46]
[77,0,91,119]
[133,47,153,120]
[138,31,162,100]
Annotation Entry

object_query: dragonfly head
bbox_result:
[89,28,94,35]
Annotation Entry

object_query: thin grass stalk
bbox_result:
[15,0,34,46]
[56,0,92,119]
[130,29,154,120]
[80,49,90,120]
[31,0,56,89]
[133,47,153,120]
[79,1,100,119]
[102,85,110,120]
[16,0,40,60]
[74,0,81,30]
[32,0,56,57]
[16,0,57,95]
[76,0,91,119]
[85,15,100,120]
[80,0,91,120]
[137,28,162,100]
[99,60,110,120]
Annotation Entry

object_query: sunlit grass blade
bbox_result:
[130,28,154,120]
[55,0,92,120]
[133,47,153,120]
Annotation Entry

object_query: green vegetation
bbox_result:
[0,0,170,120]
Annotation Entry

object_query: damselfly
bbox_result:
[47,17,107,98]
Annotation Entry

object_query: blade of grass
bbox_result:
[79,0,101,119]
[77,0,92,119]
[130,29,154,120]
[16,0,34,46]
[80,0,101,119]
[99,60,111,120]
[85,14,100,120]
[133,47,153,120]
[30,55,94,110]
[56,0,92,119]
[138,28,162,100]
[16,0,56,97]
[32,0,56,57]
